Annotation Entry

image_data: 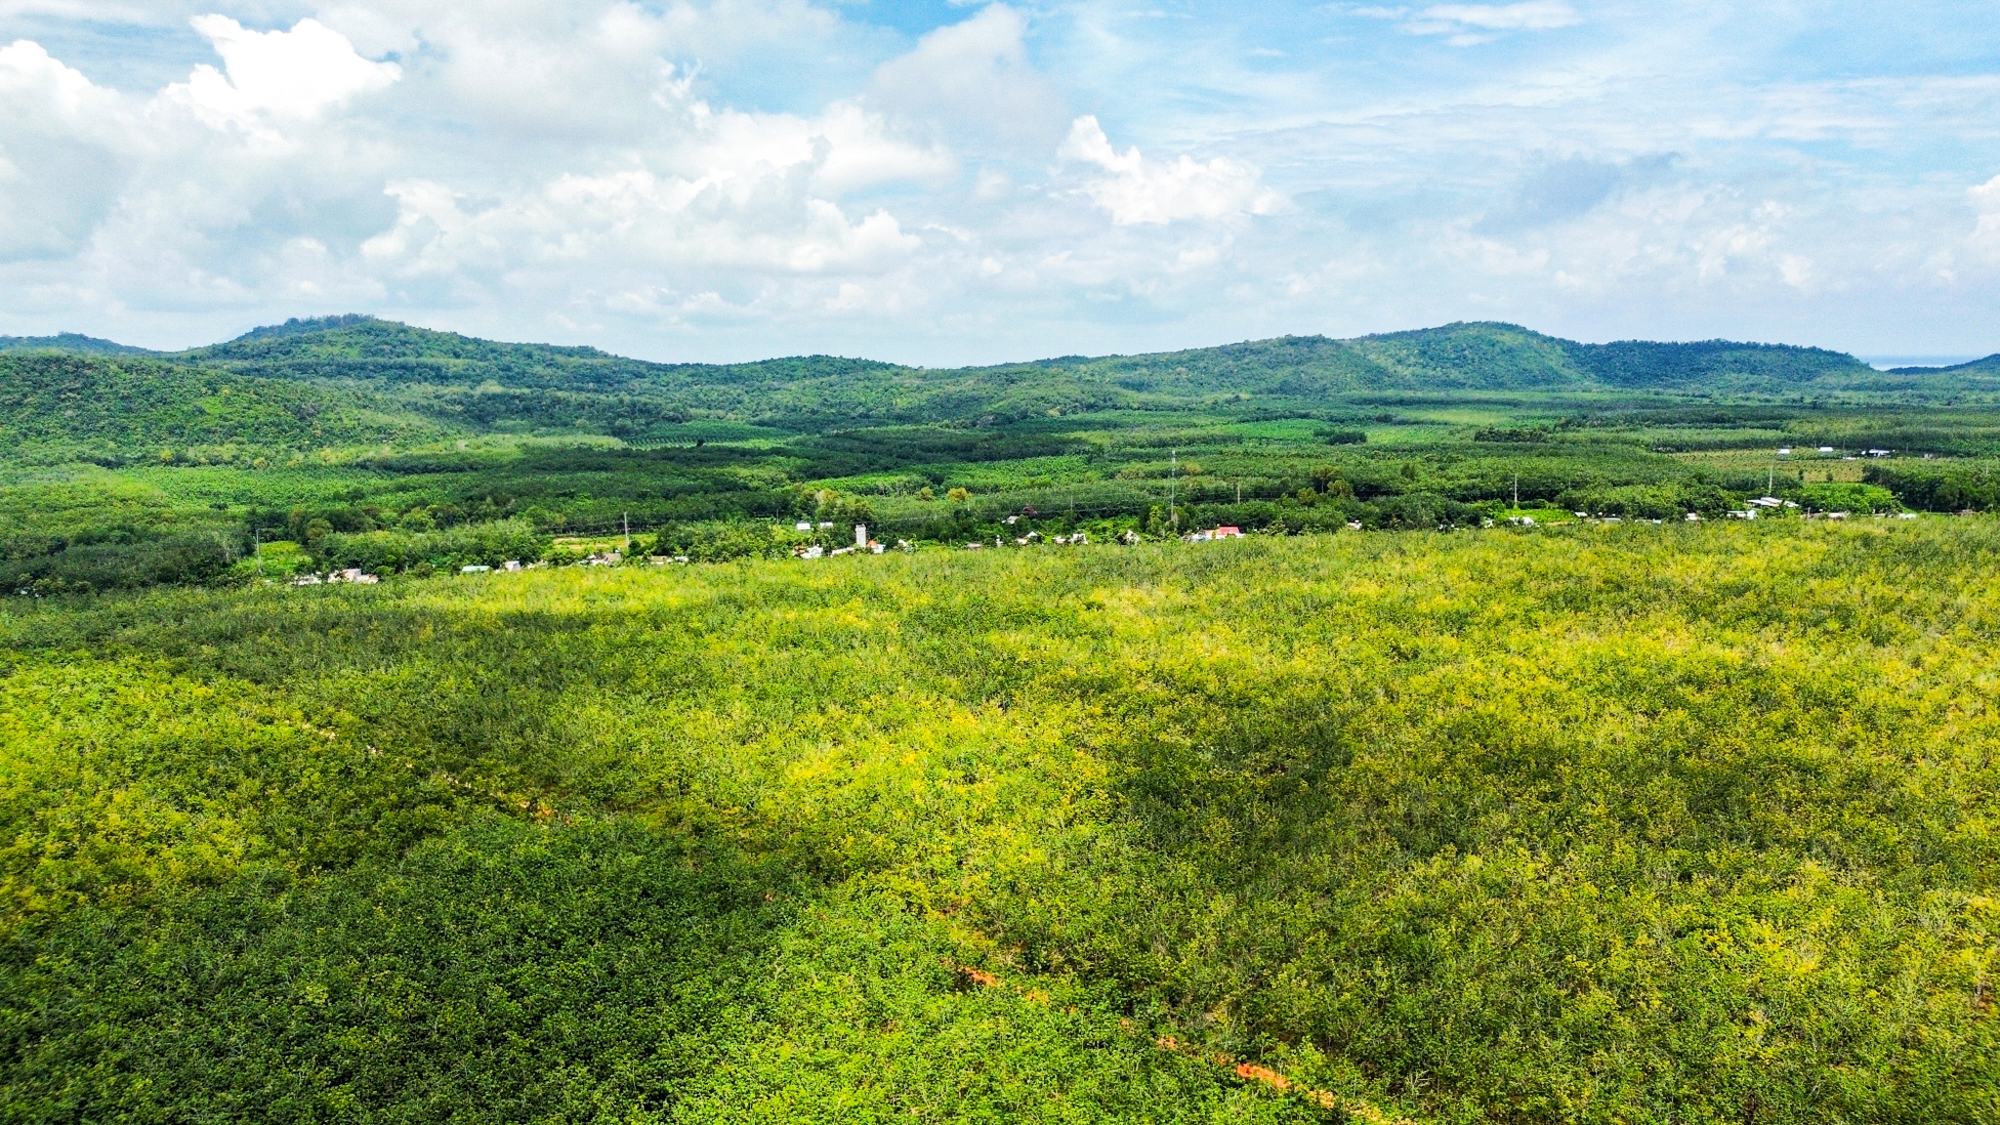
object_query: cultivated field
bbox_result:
[5,522,1996,1123]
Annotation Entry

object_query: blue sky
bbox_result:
[1,1,1996,364]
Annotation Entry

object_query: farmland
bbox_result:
[3,319,2000,1122]
[5,523,1999,1122]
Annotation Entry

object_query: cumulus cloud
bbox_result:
[1973,174,2000,246]
[0,39,128,257]
[868,4,1066,147]
[0,1,1997,360]
[1059,116,1283,226]
[683,101,955,197]
[363,167,920,279]
[160,17,399,131]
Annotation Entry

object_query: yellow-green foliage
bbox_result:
[2,523,1998,1123]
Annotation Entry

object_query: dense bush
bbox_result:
[0,525,246,592]
[312,519,547,574]
[1800,481,1900,512]
[648,520,792,562]
[1865,463,2000,511]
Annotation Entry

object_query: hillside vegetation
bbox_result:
[168,317,1914,435]
[4,524,1997,1122]
[0,332,151,355]
[0,351,442,465]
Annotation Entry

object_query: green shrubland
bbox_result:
[4,522,1997,1122]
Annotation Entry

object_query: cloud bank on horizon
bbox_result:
[0,0,1996,364]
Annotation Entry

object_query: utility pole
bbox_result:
[1512,472,1519,509]
[1236,479,1242,504]
[622,512,630,553]
[1169,448,1178,531]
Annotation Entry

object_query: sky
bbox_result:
[0,1,1997,365]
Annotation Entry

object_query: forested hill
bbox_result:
[1017,324,1877,397]
[0,332,153,355]
[0,351,444,464]
[4,315,1985,444]
[1889,354,2000,378]
[178,314,901,396]
[183,315,1883,397]
[166,315,1979,429]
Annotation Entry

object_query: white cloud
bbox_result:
[684,101,956,197]
[868,3,1066,146]
[1362,2,1579,44]
[363,163,921,281]
[160,17,399,131]
[1,2,1998,360]
[1973,174,2000,246]
[1417,2,1579,31]
[0,37,120,126]
[1059,116,1283,225]
[0,39,128,257]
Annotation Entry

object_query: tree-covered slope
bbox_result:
[1569,336,1872,389]
[1042,323,1879,396]
[0,352,448,463]
[175,315,935,434]
[1886,354,2000,385]
[173,316,1899,433]
[0,332,153,356]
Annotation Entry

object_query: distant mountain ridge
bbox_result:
[6,317,1995,448]
[177,315,1884,393]
[0,332,154,356]
[1888,354,2000,377]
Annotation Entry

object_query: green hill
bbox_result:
[0,332,153,356]
[164,316,1911,438]
[0,352,447,464]
[1888,354,2000,380]
[1,315,1962,480]
[1012,324,1872,398]
[176,315,911,436]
